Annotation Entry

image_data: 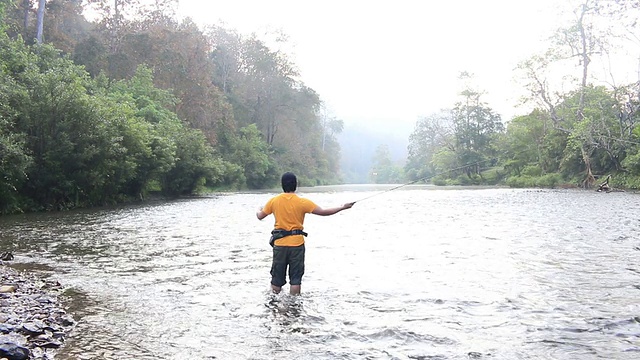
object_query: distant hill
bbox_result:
[338,121,412,184]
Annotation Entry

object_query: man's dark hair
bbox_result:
[281,172,297,192]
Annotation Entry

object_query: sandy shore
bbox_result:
[0,264,75,360]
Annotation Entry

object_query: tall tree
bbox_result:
[209,26,242,95]
[451,72,503,179]
[370,144,402,184]
[85,0,140,52]
[405,111,454,181]
[35,0,45,43]
[319,104,343,151]
[23,0,30,33]
[519,0,612,187]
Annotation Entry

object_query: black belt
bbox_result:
[269,229,308,247]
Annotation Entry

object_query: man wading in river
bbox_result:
[256,172,355,295]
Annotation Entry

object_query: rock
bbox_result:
[20,323,44,337]
[0,253,14,262]
[0,286,16,294]
[0,266,75,360]
[0,324,15,334]
[56,315,74,328]
[0,343,30,360]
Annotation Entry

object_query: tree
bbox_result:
[451,72,503,179]
[370,144,403,184]
[319,104,343,151]
[42,0,92,54]
[35,0,45,43]
[0,45,32,213]
[500,110,549,176]
[209,25,242,95]
[405,111,454,181]
[555,86,625,177]
[224,124,275,189]
[237,36,299,145]
[519,0,615,188]
[84,0,140,52]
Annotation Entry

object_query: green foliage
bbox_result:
[160,127,225,196]
[4,1,342,208]
[521,165,543,177]
[404,111,452,181]
[451,76,504,178]
[2,39,118,209]
[108,66,226,197]
[0,31,231,212]
[506,173,564,188]
[621,135,640,176]
[0,0,7,25]
[431,148,459,178]
[613,173,640,189]
[232,124,276,189]
[0,93,31,213]
[499,111,547,176]
[368,144,405,184]
[0,32,31,213]
[480,167,504,185]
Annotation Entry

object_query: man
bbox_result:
[256,172,355,295]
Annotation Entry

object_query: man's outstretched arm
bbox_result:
[311,202,355,216]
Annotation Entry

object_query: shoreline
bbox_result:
[0,263,75,360]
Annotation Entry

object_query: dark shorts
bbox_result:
[270,244,305,287]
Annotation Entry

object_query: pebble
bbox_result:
[0,264,75,360]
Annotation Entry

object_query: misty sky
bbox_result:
[175,1,574,128]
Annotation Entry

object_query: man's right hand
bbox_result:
[342,202,355,210]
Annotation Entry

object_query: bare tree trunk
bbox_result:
[35,0,45,44]
[111,0,120,52]
[577,1,594,188]
[23,0,30,31]
[320,107,328,151]
[581,147,595,188]
[577,2,590,117]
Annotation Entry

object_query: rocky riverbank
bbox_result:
[0,262,75,360]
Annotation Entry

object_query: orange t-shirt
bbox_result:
[262,193,317,246]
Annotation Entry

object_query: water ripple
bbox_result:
[1,188,639,359]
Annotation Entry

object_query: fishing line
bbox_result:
[354,157,496,203]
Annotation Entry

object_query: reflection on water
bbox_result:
[1,188,640,359]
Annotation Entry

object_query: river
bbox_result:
[0,186,639,360]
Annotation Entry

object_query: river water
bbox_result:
[1,186,639,360]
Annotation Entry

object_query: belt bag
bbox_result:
[269,229,308,247]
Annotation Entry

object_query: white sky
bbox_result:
[174,0,631,130]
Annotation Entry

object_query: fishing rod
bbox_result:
[354,157,496,203]
[354,177,429,203]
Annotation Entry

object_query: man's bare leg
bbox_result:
[271,284,281,294]
[290,285,301,295]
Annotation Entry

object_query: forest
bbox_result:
[0,0,343,214]
[399,1,640,190]
[1,0,640,215]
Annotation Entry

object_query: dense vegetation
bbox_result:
[401,1,640,189]
[0,0,342,214]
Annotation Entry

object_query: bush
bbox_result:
[611,174,640,190]
[506,173,563,188]
[522,165,543,177]
[537,173,563,188]
[481,167,504,185]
